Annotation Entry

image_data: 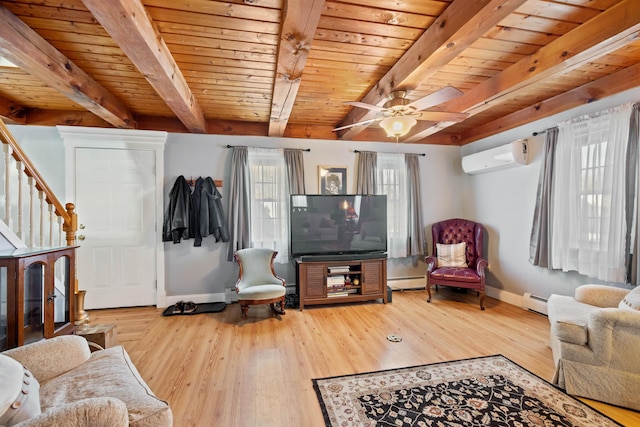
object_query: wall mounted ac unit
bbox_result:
[462,139,528,175]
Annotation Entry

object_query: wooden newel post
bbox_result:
[63,202,85,320]
[63,202,78,246]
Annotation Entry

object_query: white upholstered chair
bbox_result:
[547,284,640,411]
[233,248,286,319]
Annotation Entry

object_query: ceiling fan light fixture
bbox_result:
[380,115,417,139]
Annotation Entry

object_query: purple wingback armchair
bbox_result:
[424,218,488,310]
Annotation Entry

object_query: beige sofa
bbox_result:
[1,335,172,426]
[547,284,640,411]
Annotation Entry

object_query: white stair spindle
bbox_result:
[39,190,45,247]
[4,144,11,227]
[49,204,55,247]
[16,160,23,239]
[28,176,34,247]
[58,216,64,247]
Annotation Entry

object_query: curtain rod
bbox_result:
[532,130,547,136]
[353,149,425,156]
[225,144,310,151]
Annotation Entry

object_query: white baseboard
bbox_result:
[161,285,535,311]
[164,292,226,308]
[163,285,296,308]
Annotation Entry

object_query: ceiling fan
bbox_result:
[334,86,469,140]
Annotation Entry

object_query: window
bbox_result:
[247,147,289,263]
[579,139,608,245]
[376,153,408,258]
[551,103,632,282]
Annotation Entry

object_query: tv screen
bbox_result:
[290,194,387,257]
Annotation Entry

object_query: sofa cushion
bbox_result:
[436,242,467,267]
[619,286,640,311]
[548,294,600,345]
[40,346,171,427]
[0,354,41,426]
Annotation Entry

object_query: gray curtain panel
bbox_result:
[226,147,251,262]
[627,103,640,286]
[529,127,558,267]
[355,151,377,195]
[406,154,426,256]
[284,148,306,194]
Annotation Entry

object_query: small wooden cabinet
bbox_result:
[295,256,387,310]
[0,246,76,351]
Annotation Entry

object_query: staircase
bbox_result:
[0,121,78,284]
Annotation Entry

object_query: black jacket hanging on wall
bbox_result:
[200,177,230,244]
[162,175,191,243]
[164,175,230,246]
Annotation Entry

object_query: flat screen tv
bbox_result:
[290,194,387,257]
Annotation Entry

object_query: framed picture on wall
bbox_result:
[319,166,347,194]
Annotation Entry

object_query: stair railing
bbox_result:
[0,120,77,248]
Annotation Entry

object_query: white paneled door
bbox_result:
[74,148,157,309]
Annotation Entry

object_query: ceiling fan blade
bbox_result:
[333,118,379,132]
[415,111,469,122]
[344,101,386,112]
[407,86,463,111]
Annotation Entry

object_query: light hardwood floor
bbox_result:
[89,289,640,426]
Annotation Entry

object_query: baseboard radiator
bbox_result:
[388,276,426,291]
[522,292,548,315]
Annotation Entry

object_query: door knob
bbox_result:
[78,235,86,241]
[79,224,85,230]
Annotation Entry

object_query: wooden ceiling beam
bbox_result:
[269,0,326,137]
[406,0,640,142]
[26,109,112,128]
[460,61,640,145]
[338,0,526,140]
[0,5,135,128]
[0,96,27,124]
[82,0,207,133]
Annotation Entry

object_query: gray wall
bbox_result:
[8,83,640,304]
[162,133,463,298]
[6,125,66,199]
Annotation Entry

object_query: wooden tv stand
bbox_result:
[294,256,387,310]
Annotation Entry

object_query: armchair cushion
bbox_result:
[15,397,128,427]
[619,286,640,311]
[0,355,41,426]
[436,242,467,267]
[2,335,90,384]
[429,266,479,283]
[574,284,629,308]
[547,294,595,345]
[40,345,171,427]
[237,284,286,300]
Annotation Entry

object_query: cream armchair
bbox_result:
[234,248,286,319]
[547,284,640,411]
[1,335,172,426]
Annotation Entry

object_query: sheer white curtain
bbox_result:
[376,152,408,258]
[247,147,290,263]
[551,103,632,282]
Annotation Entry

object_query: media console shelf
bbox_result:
[295,256,387,310]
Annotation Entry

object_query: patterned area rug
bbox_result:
[312,355,620,427]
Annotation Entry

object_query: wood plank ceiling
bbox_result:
[0,0,638,145]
